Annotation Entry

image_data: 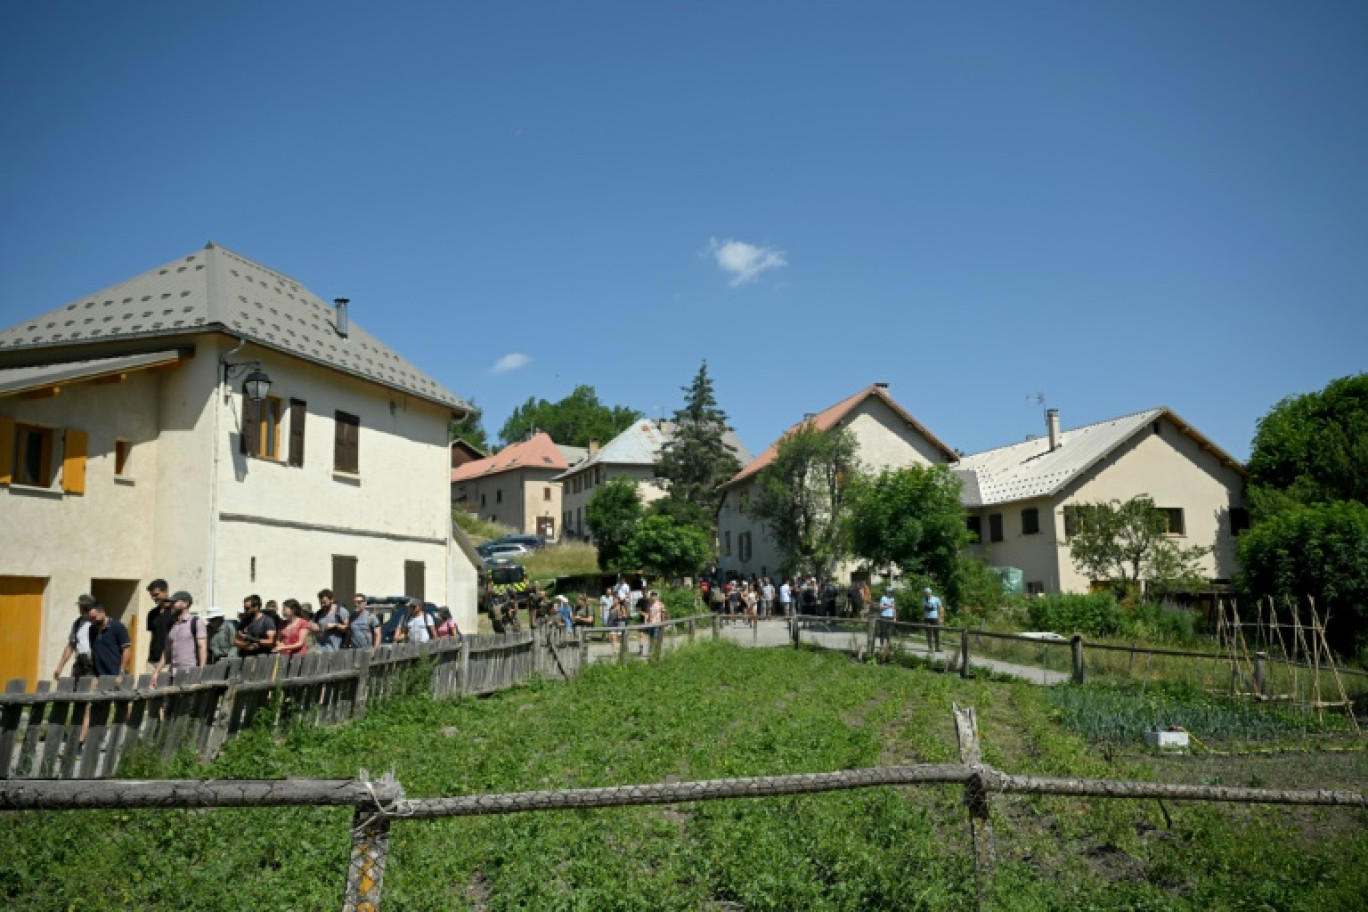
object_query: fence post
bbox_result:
[1071,634,1085,685]
[650,627,663,663]
[711,615,720,641]
[953,703,995,904]
[688,618,696,642]
[1253,651,1266,697]
[343,774,399,912]
[353,649,373,719]
[866,616,876,660]
[458,638,471,697]
[960,627,971,679]
[789,615,798,647]
[618,626,630,665]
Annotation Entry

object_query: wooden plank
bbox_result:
[59,677,99,778]
[39,678,77,777]
[119,674,154,757]
[954,703,995,903]
[76,676,119,778]
[14,680,50,777]
[101,675,138,777]
[0,679,26,778]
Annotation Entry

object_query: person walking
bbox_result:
[52,594,96,681]
[151,591,206,685]
[922,587,943,654]
[314,589,349,652]
[348,594,382,650]
[206,608,238,663]
[235,594,277,657]
[143,579,176,673]
[273,600,310,657]
[396,599,436,643]
[86,602,132,677]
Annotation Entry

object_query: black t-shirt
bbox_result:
[238,613,278,655]
[146,602,176,662]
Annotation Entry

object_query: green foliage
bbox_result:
[846,464,970,600]
[585,477,643,571]
[497,383,642,447]
[519,540,600,578]
[655,360,741,527]
[1238,499,1368,653]
[449,401,490,451]
[1028,591,1125,637]
[1247,372,1368,511]
[1067,496,1210,591]
[622,514,712,579]
[745,424,859,580]
[953,557,1022,615]
[451,508,511,542]
[656,584,702,618]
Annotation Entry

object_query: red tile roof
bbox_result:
[720,384,956,490]
[450,432,569,482]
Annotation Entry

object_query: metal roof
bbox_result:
[0,349,184,397]
[555,420,754,480]
[954,407,1245,507]
[0,243,469,412]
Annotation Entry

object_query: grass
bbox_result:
[520,540,600,579]
[2,643,1365,910]
[452,509,512,542]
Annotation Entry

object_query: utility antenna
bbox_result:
[1027,392,1047,417]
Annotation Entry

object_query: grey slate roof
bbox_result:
[0,350,183,397]
[955,408,1166,507]
[0,243,469,412]
[555,420,754,480]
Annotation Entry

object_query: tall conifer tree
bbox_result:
[657,361,741,527]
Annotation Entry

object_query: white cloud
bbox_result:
[707,237,787,286]
[489,352,531,375]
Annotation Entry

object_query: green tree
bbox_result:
[1247,373,1368,514]
[622,515,712,580]
[586,478,643,571]
[846,464,971,601]
[1237,500,1368,654]
[498,384,642,447]
[744,424,859,581]
[449,401,489,452]
[1066,496,1209,595]
[656,361,741,525]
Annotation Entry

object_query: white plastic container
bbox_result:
[1144,729,1190,750]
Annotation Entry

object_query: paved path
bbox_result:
[585,619,1069,685]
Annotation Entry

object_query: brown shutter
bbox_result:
[404,560,425,602]
[288,399,307,467]
[331,555,358,605]
[0,415,13,485]
[62,429,88,494]
[240,396,261,456]
[334,411,359,473]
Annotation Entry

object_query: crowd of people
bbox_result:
[53,579,464,686]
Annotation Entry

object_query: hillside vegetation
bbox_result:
[3,643,1364,910]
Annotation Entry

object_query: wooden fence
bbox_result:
[0,628,585,781]
[2,703,1362,911]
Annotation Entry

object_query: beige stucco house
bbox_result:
[0,243,479,689]
[450,432,566,540]
[558,420,753,540]
[955,408,1249,596]
[716,383,957,580]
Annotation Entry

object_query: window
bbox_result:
[241,397,283,460]
[1063,505,1081,538]
[404,560,425,602]
[1158,508,1185,536]
[496,489,502,504]
[1026,582,1045,595]
[723,531,732,556]
[544,486,552,501]
[480,492,487,507]
[14,423,54,487]
[287,399,306,467]
[1021,507,1040,535]
[1230,507,1250,536]
[966,516,982,543]
[988,513,1003,543]
[334,411,360,473]
[739,532,752,563]
[115,440,132,476]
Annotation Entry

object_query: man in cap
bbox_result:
[396,598,436,643]
[52,594,97,681]
[151,590,206,685]
[206,607,238,663]
[922,587,943,654]
[553,595,574,631]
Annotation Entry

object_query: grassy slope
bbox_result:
[3,644,1365,911]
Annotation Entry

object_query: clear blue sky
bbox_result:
[3,2,1364,460]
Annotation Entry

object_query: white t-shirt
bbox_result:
[405,613,433,643]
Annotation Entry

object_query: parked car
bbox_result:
[477,541,531,560]
[487,533,546,551]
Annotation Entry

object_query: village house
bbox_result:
[558,420,753,540]
[0,243,479,689]
[955,407,1249,597]
[716,383,957,581]
[450,432,569,540]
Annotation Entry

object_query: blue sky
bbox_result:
[2,2,1364,461]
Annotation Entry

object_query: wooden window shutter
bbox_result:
[0,415,13,485]
[62,429,88,494]
[240,396,262,456]
[288,399,307,467]
[334,411,359,473]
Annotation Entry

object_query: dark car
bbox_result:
[487,533,546,551]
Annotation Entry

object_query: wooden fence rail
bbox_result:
[0,628,584,781]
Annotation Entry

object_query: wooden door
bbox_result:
[0,576,45,690]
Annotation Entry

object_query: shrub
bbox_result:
[1027,592,1124,637]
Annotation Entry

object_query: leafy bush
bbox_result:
[1027,591,1124,636]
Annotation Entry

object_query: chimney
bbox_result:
[588,440,599,457]
[874,381,889,390]
[1046,408,1061,451]
[334,298,350,339]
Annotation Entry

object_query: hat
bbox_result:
[77,594,96,609]
[923,587,933,595]
[205,607,225,620]
[554,595,569,603]
[172,590,194,605]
